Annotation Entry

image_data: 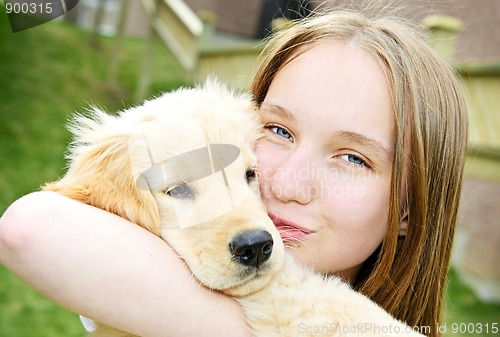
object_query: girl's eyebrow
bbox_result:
[334,130,393,162]
[259,103,297,121]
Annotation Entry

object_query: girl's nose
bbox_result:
[269,151,320,205]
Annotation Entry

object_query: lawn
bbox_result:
[0,7,186,212]
[0,5,498,337]
[0,7,186,337]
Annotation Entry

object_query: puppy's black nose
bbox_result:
[229,230,273,268]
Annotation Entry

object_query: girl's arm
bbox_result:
[0,191,251,337]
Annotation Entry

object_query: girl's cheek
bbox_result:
[323,178,388,217]
[254,141,270,166]
[319,171,370,199]
[255,142,280,179]
[255,146,274,198]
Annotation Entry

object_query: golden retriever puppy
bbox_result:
[44,80,423,337]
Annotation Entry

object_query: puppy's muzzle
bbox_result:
[229,230,274,268]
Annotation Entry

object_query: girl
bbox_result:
[0,8,467,337]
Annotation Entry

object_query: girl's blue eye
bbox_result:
[340,154,367,167]
[268,125,292,140]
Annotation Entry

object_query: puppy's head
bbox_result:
[45,80,284,297]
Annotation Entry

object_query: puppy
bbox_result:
[45,80,423,337]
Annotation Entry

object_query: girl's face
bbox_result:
[256,42,395,282]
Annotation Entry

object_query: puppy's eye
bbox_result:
[164,183,193,199]
[245,168,257,183]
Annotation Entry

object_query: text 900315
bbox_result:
[4,0,80,32]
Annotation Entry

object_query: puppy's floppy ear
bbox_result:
[43,107,160,236]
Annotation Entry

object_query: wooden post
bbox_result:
[134,21,155,102]
[89,0,106,49]
[108,0,131,86]
[422,15,464,63]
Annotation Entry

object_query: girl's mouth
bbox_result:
[268,213,313,244]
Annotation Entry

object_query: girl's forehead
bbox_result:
[265,41,395,148]
[271,42,387,96]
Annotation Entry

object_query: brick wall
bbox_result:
[184,0,264,37]
[393,0,500,61]
[183,0,500,61]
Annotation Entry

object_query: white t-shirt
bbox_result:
[80,315,96,332]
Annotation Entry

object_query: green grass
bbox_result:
[444,269,500,337]
[0,6,499,337]
[0,8,186,212]
[0,7,185,337]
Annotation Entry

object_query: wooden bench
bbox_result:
[141,0,263,89]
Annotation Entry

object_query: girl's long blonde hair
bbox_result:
[251,9,468,337]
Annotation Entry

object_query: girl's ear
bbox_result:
[398,213,408,237]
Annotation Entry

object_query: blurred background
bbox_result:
[0,0,499,336]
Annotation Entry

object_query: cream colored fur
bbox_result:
[44,80,423,337]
